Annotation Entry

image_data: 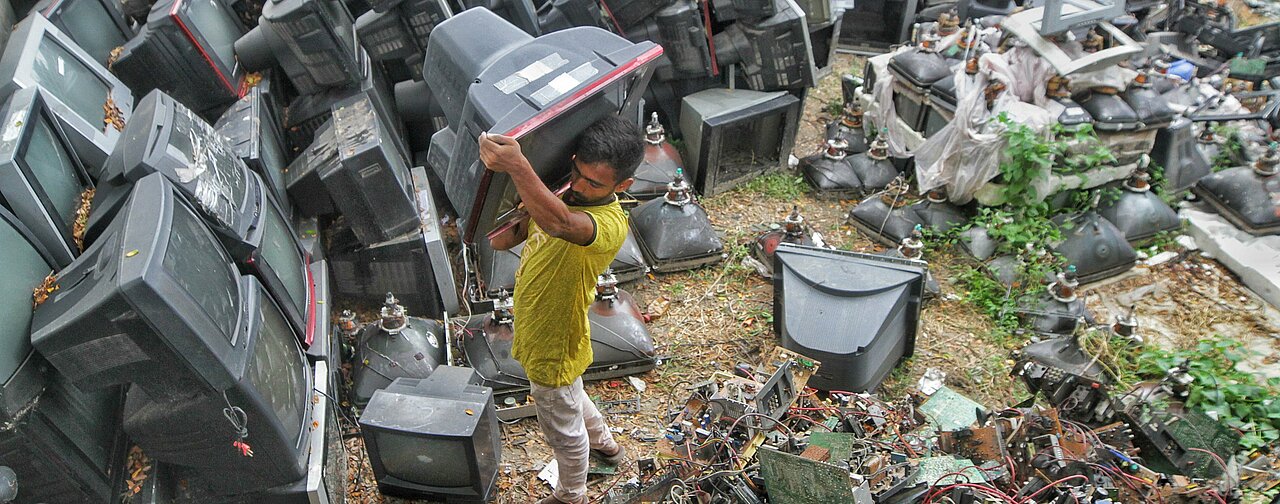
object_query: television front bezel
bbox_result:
[35,0,135,64]
[0,14,133,178]
[0,86,94,268]
[29,173,253,396]
[361,394,497,500]
[243,178,316,348]
[214,85,292,216]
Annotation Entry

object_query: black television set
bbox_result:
[215,84,292,216]
[235,0,366,96]
[32,0,134,65]
[679,88,801,197]
[356,0,451,62]
[279,54,404,160]
[837,0,917,54]
[0,204,125,504]
[111,0,249,119]
[93,90,262,256]
[712,0,817,91]
[0,14,134,178]
[421,6,659,241]
[0,86,94,268]
[31,173,313,494]
[359,367,501,502]
[322,92,418,246]
[326,166,459,319]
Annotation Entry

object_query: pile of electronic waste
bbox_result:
[599,334,1277,504]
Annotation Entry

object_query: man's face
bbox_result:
[566,156,634,205]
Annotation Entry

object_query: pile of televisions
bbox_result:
[0,0,832,501]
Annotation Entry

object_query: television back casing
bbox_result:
[772,244,925,392]
[679,88,801,197]
[215,84,292,214]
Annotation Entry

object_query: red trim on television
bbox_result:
[171,0,242,97]
[463,44,664,241]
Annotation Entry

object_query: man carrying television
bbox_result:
[480,115,644,504]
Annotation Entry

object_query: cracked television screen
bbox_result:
[31,33,111,128]
[164,203,241,344]
[166,107,247,230]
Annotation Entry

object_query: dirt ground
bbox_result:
[342,53,1280,503]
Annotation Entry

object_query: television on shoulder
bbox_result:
[0,13,134,178]
[0,204,125,504]
[32,0,135,65]
[422,6,660,241]
[235,0,366,96]
[111,0,249,119]
[215,84,292,216]
[31,172,314,495]
[679,87,801,197]
[359,366,501,502]
[0,86,95,268]
[460,0,539,35]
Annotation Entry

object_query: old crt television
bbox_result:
[422,7,660,240]
[31,173,313,494]
[772,243,925,392]
[111,0,249,119]
[0,86,94,268]
[323,92,417,246]
[359,367,500,502]
[32,0,135,65]
[95,90,261,255]
[837,0,917,54]
[326,166,459,319]
[356,0,451,62]
[235,0,365,95]
[258,359,348,504]
[215,85,292,215]
[712,0,817,91]
[0,14,134,177]
[0,205,124,504]
[679,88,801,197]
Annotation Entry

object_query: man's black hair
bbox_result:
[575,115,644,184]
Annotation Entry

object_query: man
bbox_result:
[479,115,644,504]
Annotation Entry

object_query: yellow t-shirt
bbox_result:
[512,197,628,387]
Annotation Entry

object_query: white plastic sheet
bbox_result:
[914,52,1056,203]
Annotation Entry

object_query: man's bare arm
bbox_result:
[489,219,529,251]
[478,133,596,245]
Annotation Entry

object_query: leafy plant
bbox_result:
[1137,336,1280,450]
[1210,124,1244,172]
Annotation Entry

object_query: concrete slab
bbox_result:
[1182,204,1280,309]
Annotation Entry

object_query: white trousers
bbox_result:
[530,377,618,503]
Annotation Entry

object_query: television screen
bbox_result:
[0,87,93,267]
[33,32,111,127]
[187,0,243,71]
[0,14,134,176]
[359,367,500,501]
[119,274,311,495]
[0,210,55,388]
[248,189,314,344]
[376,433,474,487]
[30,173,253,399]
[36,0,133,64]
